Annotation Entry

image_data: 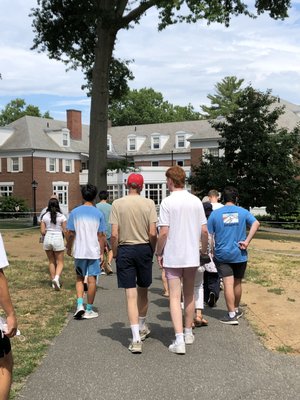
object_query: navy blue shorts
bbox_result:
[214,260,247,279]
[0,334,11,358]
[116,244,153,289]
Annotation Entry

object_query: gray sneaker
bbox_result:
[140,324,151,341]
[236,309,244,319]
[82,310,99,319]
[128,341,142,354]
[168,341,186,354]
[220,314,239,325]
[184,332,195,345]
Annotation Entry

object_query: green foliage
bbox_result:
[30,0,291,190]
[0,98,52,126]
[201,76,244,119]
[109,88,200,126]
[189,85,300,214]
[0,196,29,217]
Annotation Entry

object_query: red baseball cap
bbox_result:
[127,173,144,189]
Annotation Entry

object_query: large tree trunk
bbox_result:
[88,22,116,191]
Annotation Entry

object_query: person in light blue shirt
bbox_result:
[66,184,106,320]
[208,186,260,325]
[96,190,113,275]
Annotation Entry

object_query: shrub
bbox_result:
[0,196,30,218]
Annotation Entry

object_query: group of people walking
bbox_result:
[37,165,259,355]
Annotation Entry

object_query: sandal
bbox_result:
[162,291,169,298]
[193,317,208,327]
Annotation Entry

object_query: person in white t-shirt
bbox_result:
[0,233,17,399]
[208,189,224,210]
[40,198,67,290]
[156,166,208,354]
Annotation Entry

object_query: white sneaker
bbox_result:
[82,310,99,319]
[73,304,85,319]
[184,332,195,345]
[52,278,60,290]
[168,341,186,354]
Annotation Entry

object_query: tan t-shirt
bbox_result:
[109,195,157,245]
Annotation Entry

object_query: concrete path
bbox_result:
[18,261,300,400]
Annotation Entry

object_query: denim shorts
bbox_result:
[74,259,101,277]
[43,231,65,252]
[116,244,153,289]
[0,334,11,358]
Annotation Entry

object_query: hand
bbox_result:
[238,240,249,250]
[66,248,72,257]
[5,314,18,338]
[156,255,164,269]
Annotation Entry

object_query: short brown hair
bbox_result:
[208,189,219,198]
[166,166,186,188]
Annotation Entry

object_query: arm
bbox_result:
[61,220,67,235]
[110,224,119,258]
[97,232,106,261]
[0,270,17,337]
[148,222,157,253]
[40,220,46,236]
[155,226,169,268]
[66,230,75,256]
[200,224,209,255]
[239,220,260,250]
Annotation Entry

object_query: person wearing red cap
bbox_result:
[110,173,157,354]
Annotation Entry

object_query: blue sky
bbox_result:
[1,1,300,124]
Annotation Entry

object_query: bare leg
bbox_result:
[87,276,97,304]
[45,250,56,280]
[168,277,183,334]
[223,275,235,313]
[107,249,113,265]
[137,287,148,318]
[161,269,169,295]
[0,350,13,400]
[76,275,84,299]
[53,251,64,277]
[125,288,139,325]
[182,268,197,329]
[234,278,242,308]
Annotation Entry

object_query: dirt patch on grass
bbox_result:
[2,229,300,354]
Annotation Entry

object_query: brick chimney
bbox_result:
[67,109,82,140]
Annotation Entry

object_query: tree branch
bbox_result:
[116,0,157,29]
[115,0,128,18]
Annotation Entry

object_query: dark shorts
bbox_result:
[214,260,247,279]
[116,244,153,289]
[0,334,11,358]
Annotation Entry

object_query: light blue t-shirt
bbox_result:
[96,202,112,239]
[207,204,257,263]
[67,205,106,259]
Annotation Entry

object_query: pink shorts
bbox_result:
[164,267,197,280]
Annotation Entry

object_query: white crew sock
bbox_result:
[130,324,141,342]
[138,316,146,331]
[175,333,184,345]
[229,311,236,318]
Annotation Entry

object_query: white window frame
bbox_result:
[0,182,14,197]
[176,134,186,149]
[127,135,136,151]
[151,135,160,150]
[7,157,23,173]
[62,130,70,147]
[209,148,220,158]
[46,158,59,173]
[144,183,163,206]
[62,159,74,173]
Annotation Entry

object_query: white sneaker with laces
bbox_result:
[52,278,60,290]
[82,310,99,319]
[73,304,85,319]
[184,332,195,345]
[168,341,186,354]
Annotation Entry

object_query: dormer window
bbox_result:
[176,134,186,148]
[62,129,70,147]
[151,135,160,150]
[107,136,112,152]
[127,135,136,151]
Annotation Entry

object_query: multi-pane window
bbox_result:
[53,185,68,206]
[12,157,19,171]
[49,158,56,172]
[177,160,184,167]
[63,159,74,173]
[107,184,122,200]
[7,157,22,173]
[176,134,186,148]
[128,137,136,151]
[209,148,219,158]
[152,136,160,150]
[144,183,163,206]
[151,161,159,167]
[62,132,69,146]
[0,185,13,197]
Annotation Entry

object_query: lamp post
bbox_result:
[32,180,38,226]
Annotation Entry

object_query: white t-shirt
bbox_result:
[158,190,207,268]
[211,202,224,210]
[41,212,66,232]
[0,233,9,269]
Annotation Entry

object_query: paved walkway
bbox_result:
[18,261,300,400]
